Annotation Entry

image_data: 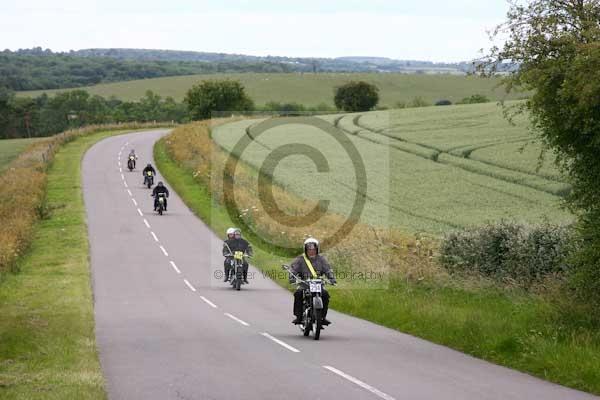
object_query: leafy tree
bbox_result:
[481,0,600,310]
[334,81,379,112]
[184,80,254,120]
[0,87,15,138]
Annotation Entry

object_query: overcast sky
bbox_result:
[1,0,510,62]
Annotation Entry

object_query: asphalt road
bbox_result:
[83,130,597,400]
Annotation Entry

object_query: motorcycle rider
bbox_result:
[142,163,156,185]
[222,228,253,284]
[128,149,138,169]
[152,181,170,211]
[290,237,336,326]
[222,228,236,282]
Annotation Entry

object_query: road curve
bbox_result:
[83,130,596,400]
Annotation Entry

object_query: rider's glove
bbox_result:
[329,278,337,286]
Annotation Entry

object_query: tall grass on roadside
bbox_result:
[0,122,175,277]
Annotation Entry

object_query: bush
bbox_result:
[334,81,379,112]
[185,79,254,120]
[407,97,431,108]
[457,94,490,104]
[440,221,578,286]
[435,99,452,106]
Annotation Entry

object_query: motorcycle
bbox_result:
[155,192,167,215]
[225,246,250,291]
[144,171,154,188]
[283,264,330,340]
[127,155,136,171]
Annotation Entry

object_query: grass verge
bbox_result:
[0,130,132,399]
[155,135,600,395]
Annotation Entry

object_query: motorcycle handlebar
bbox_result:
[282,264,335,286]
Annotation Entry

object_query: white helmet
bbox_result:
[233,228,242,235]
[226,227,236,236]
[304,237,319,254]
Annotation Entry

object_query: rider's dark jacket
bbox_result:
[143,165,156,175]
[152,185,169,197]
[223,238,253,258]
[290,254,334,281]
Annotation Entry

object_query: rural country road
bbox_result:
[83,130,597,400]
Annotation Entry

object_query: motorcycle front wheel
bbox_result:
[313,308,323,340]
[301,309,312,336]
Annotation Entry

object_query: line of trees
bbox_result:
[0,88,187,138]
[2,78,400,138]
[0,49,296,91]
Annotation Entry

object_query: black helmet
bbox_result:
[158,181,164,186]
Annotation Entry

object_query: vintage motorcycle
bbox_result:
[283,264,330,340]
[144,170,154,188]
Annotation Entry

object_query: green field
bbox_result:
[18,73,525,106]
[0,138,41,171]
[212,102,572,234]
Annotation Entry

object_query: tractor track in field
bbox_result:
[240,118,460,230]
[337,114,570,197]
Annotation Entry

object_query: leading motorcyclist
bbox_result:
[290,237,336,326]
[222,228,253,284]
[152,181,170,211]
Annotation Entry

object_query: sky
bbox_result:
[0,0,510,62]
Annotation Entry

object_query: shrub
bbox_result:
[457,94,490,104]
[440,221,577,286]
[407,97,431,108]
[435,99,452,106]
[334,81,379,112]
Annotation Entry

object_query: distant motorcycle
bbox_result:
[127,155,136,171]
[155,192,167,215]
[225,247,250,291]
[144,171,154,188]
[283,264,330,340]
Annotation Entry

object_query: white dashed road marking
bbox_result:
[159,245,168,256]
[200,296,218,308]
[169,261,181,274]
[224,313,250,327]
[261,333,300,353]
[323,366,396,400]
[184,279,196,292]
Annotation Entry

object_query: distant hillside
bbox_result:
[72,48,474,74]
[0,48,296,91]
[1,48,482,92]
